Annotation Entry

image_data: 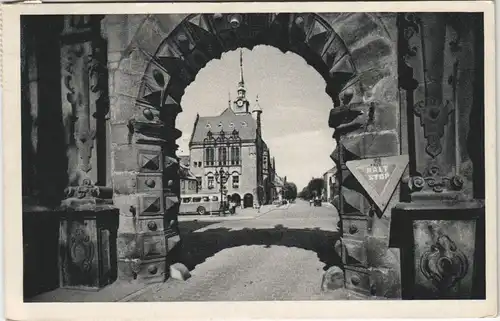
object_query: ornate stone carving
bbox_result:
[65,178,99,199]
[397,13,420,91]
[88,44,109,121]
[70,227,95,273]
[414,98,454,158]
[61,16,110,209]
[419,234,468,291]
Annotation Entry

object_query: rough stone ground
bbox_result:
[128,200,346,301]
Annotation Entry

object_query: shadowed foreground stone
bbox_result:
[170,263,191,281]
[321,266,344,291]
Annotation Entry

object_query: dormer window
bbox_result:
[206,123,211,129]
[241,121,247,127]
[229,122,234,128]
[218,122,223,128]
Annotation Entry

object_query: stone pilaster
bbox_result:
[56,16,120,290]
[391,13,485,299]
[326,13,402,299]
[59,15,112,208]
[110,44,183,282]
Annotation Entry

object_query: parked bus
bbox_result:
[179,194,221,215]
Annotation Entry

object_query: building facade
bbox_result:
[178,155,198,195]
[322,167,337,202]
[187,50,276,208]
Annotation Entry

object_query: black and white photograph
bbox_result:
[2,2,497,318]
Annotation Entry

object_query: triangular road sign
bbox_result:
[345,155,409,213]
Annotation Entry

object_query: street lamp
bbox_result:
[214,167,228,213]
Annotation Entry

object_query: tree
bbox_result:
[283,182,297,201]
[299,178,325,200]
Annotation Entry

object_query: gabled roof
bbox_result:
[273,174,285,187]
[323,166,337,176]
[179,164,197,180]
[190,108,257,145]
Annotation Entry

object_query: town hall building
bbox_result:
[187,50,278,208]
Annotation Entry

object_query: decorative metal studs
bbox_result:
[148,264,158,275]
[147,221,158,231]
[145,178,156,188]
[143,108,154,120]
[152,69,165,87]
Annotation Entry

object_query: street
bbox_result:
[128,199,344,301]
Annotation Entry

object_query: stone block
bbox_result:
[344,265,371,295]
[113,144,162,173]
[117,232,142,259]
[110,94,137,124]
[340,131,399,159]
[365,236,400,269]
[118,215,137,234]
[342,238,367,266]
[169,262,191,281]
[118,46,151,75]
[137,217,164,233]
[350,37,394,72]
[110,123,132,146]
[114,194,139,217]
[117,258,142,280]
[113,172,138,195]
[358,68,391,92]
[370,214,392,238]
[342,215,370,239]
[113,145,140,172]
[369,267,401,299]
[340,186,370,214]
[117,258,166,284]
[112,69,144,98]
[132,16,169,56]
[117,231,168,260]
[370,74,399,106]
[321,266,345,291]
[372,102,398,132]
[330,13,379,48]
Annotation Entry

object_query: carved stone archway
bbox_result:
[108,13,399,295]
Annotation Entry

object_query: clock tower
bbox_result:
[232,49,250,114]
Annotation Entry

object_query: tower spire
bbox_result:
[228,91,231,109]
[239,48,244,86]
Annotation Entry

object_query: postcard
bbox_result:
[2,1,497,319]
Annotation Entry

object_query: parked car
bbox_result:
[313,197,322,207]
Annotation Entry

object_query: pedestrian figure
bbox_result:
[309,198,313,206]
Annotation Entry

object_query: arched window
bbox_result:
[231,146,240,165]
[205,147,215,166]
[219,147,227,166]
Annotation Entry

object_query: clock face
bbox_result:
[236,100,244,107]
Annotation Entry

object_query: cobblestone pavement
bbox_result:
[129,200,344,301]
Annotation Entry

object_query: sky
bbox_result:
[178,45,337,190]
